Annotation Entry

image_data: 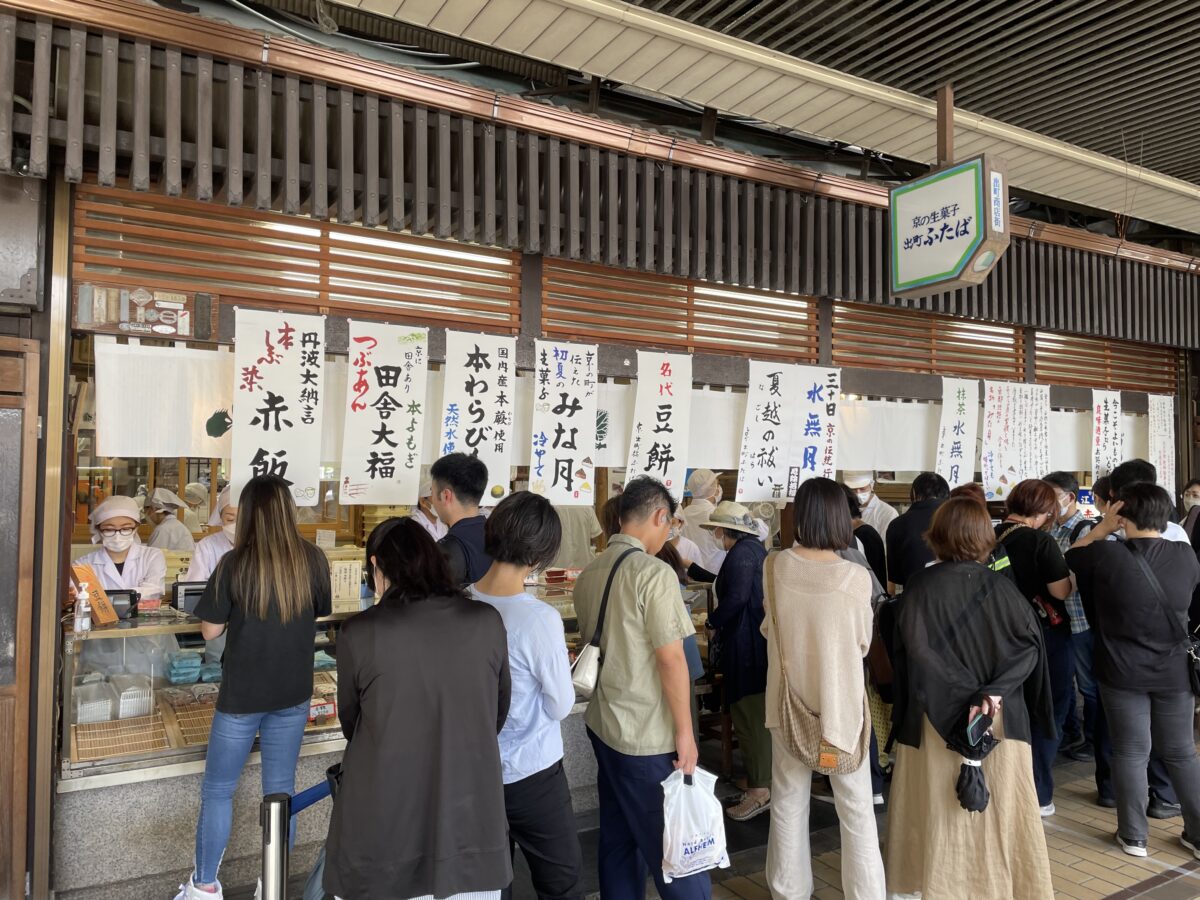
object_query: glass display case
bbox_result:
[59,612,353,780]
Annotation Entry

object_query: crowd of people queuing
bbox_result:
[166,451,1200,900]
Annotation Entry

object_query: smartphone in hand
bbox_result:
[966,711,993,747]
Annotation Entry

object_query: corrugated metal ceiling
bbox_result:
[333,0,1200,235]
[630,0,1200,185]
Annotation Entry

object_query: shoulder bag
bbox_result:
[571,547,640,698]
[1125,541,1200,697]
[763,551,870,775]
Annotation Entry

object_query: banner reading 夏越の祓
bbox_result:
[626,351,692,501]
[736,361,805,503]
[231,308,325,505]
[339,321,429,505]
[439,331,518,504]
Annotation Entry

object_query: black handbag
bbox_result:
[1126,541,1200,697]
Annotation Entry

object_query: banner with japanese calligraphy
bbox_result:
[1149,394,1175,498]
[626,351,692,500]
[934,378,979,488]
[787,366,841,494]
[981,381,1050,501]
[529,339,599,505]
[439,331,518,504]
[1090,390,1123,482]
[231,308,325,505]
[338,322,429,505]
[736,362,804,502]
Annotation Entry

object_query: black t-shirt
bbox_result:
[438,515,492,586]
[886,499,944,588]
[854,523,888,590]
[995,523,1071,631]
[195,541,332,714]
[1067,538,1200,691]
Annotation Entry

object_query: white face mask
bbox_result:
[102,532,135,554]
[713,486,723,504]
[855,490,872,506]
[1185,496,1200,512]
[668,526,680,541]
[222,522,237,541]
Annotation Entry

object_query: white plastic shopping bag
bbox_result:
[661,766,730,883]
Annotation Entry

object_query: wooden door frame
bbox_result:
[0,336,40,900]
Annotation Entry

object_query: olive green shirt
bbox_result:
[574,534,695,755]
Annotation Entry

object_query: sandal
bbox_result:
[726,792,771,821]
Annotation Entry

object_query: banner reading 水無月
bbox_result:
[231,308,325,505]
[339,321,429,505]
[626,351,692,501]
[934,377,980,489]
[529,339,599,505]
[439,331,518,504]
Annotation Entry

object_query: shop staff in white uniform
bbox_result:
[146,488,196,552]
[843,471,899,542]
[77,495,167,599]
[186,487,238,663]
[681,468,728,574]
[183,482,209,534]
[411,467,448,542]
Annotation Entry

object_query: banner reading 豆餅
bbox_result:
[626,351,692,501]
[231,308,325,505]
[529,339,599,505]
[439,331,518,504]
[339,321,429,505]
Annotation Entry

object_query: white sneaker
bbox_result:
[173,878,223,900]
[1039,803,1056,818]
[253,878,262,900]
[873,793,885,806]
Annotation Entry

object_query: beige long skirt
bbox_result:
[885,714,1053,899]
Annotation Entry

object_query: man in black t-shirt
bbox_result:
[885,473,949,594]
[430,452,493,585]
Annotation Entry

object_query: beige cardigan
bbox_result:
[762,550,873,753]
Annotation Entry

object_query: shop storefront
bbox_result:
[0,3,1198,898]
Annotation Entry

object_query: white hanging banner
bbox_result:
[529,339,599,505]
[338,322,429,505]
[1090,390,1123,483]
[439,331,518,504]
[981,381,1050,501]
[94,337,233,459]
[626,351,693,500]
[934,378,979,488]
[736,362,803,502]
[787,366,841,493]
[231,308,325,505]
[1148,394,1176,498]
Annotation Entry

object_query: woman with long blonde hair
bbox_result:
[175,475,332,900]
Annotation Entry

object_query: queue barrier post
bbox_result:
[261,792,291,900]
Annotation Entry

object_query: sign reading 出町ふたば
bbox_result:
[889,155,1010,299]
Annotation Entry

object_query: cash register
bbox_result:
[171,581,207,616]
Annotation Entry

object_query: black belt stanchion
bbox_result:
[261,792,291,900]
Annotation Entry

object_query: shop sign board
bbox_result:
[981,380,1050,500]
[934,377,980,488]
[439,331,518,504]
[1091,390,1123,482]
[230,308,326,506]
[890,155,1010,298]
[627,351,693,501]
[529,339,599,505]
[1148,394,1175,498]
[338,321,429,506]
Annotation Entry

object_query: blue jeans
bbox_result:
[588,729,711,900]
[1070,629,1101,743]
[195,701,310,885]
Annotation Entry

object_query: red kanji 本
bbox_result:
[258,331,283,365]
[240,365,263,392]
[277,322,296,350]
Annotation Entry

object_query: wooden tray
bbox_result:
[71,711,170,762]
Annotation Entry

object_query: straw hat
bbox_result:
[699,500,759,536]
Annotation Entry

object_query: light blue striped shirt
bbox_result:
[470,587,576,784]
